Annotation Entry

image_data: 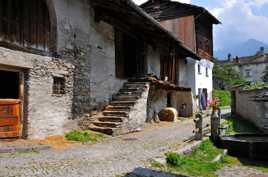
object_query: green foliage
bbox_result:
[166,153,185,166]
[165,140,235,177]
[213,90,231,107]
[65,130,108,143]
[244,81,268,90]
[213,64,247,87]
[262,65,268,82]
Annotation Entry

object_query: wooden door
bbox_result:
[0,100,21,138]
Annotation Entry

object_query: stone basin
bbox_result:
[220,134,268,160]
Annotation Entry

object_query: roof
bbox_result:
[140,0,221,24]
[216,54,268,66]
[90,0,200,59]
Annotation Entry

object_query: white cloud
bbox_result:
[132,0,191,5]
[211,0,268,50]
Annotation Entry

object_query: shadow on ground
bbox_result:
[124,167,188,177]
[238,158,268,169]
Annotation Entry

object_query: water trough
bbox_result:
[220,134,268,160]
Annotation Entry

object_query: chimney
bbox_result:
[227,53,232,61]
[235,56,239,63]
[260,46,265,55]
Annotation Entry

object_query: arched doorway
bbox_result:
[0,0,57,55]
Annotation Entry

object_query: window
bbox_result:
[0,0,53,53]
[245,69,251,77]
[53,77,66,95]
[198,64,201,74]
[206,67,209,77]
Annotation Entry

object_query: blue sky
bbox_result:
[133,0,268,52]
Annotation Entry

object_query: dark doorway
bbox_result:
[0,70,20,99]
[115,31,146,79]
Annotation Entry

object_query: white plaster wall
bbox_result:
[194,59,214,100]
[147,45,161,78]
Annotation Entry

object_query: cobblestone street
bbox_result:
[0,120,198,177]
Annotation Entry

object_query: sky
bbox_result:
[133,0,268,51]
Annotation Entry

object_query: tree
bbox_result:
[262,65,268,83]
[213,64,247,89]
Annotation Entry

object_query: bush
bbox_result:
[65,130,107,143]
[213,90,231,107]
[166,153,185,166]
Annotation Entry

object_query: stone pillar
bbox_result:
[194,113,203,140]
[211,108,221,143]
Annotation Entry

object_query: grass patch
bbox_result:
[222,117,260,135]
[65,130,108,143]
[150,140,239,177]
[213,90,231,107]
[164,140,237,177]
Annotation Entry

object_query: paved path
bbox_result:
[0,119,202,177]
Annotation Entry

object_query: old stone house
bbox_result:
[140,0,220,111]
[0,0,206,139]
[217,49,268,83]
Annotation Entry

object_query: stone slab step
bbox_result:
[105,105,132,111]
[122,85,147,90]
[103,111,129,117]
[124,83,147,87]
[89,125,115,135]
[97,116,125,122]
[120,88,144,93]
[118,91,143,96]
[113,95,140,101]
[110,101,136,106]
[92,121,122,128]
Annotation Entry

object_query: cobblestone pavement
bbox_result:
[0,119,201,177]
[217,166,268,177]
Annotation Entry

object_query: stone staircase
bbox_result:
[86,81,149,136]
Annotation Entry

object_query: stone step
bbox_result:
[122,85,147,90]
[110,101,136,106]
[92,121,122,128]
[120,88,144,93]
[103,111,129,117]
[118,91,143,97]
[113,95,140,101]
[97,116,125,122]
[124,83,147,88]
[89,125,115,135]
[105,105,132,111]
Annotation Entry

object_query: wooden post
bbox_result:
[210,108,221,143]
[194,113,203,140]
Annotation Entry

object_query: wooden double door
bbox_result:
[0,70,23,139]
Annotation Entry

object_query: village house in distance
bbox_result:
[0,0,219,139]
[216,47,268,83]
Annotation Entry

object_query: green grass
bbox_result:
[163,140,236,177]
[213,90,231,107]
[222,117,260,135]
[65,130,108,143]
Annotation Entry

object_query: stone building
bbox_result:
[216,49,268,83]
[140,0,220,111]
[231,87,268,133]
[0,0,219,139]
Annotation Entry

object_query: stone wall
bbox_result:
[147,86,168,122]
[171,90,194,117]
[147,46,161,79]
[54,0,128,113]
[0,47,75,139]
[127,83,150,132]
[233,88,268,133]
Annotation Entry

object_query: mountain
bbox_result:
[215,39,268,60]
